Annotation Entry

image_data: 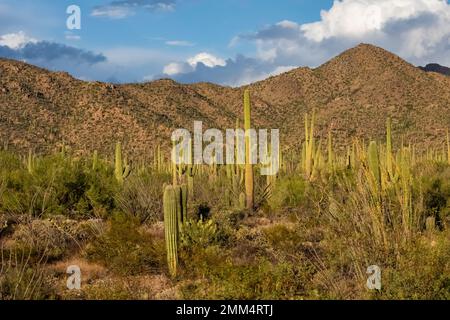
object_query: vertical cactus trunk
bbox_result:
[303,111,316,180]
[180,184,188,225]
[386,118,394,180]
[244,89,254,210]
[163,186,179,278]
[92,150,98,171]
[114,142,130,185]
[27,149,34,174]
[368,141,381,188]
[327,130,334,174]
[447,128,450,165]
[114,142,123,184]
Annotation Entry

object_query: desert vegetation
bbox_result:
[0,89,449,300]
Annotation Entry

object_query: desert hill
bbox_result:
[0,43,449,157]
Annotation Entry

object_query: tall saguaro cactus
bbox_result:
[27,149,34,174]
[368,141,381,188]
[244,89,254,210]
[114,142,130,185]
[386,118,394,180]
[163,185,179,278]
[303,111,316,180]
[447,128,450,165]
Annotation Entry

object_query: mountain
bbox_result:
[419,63,450,77]
[0,43,449,157]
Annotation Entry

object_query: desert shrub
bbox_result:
[115,172,167,224]
[380,232,450,300]
[0,247,56,300]
[268,176,307,209]
[180,219,218,249]
[85,213,165,275]
[181,256,312,299]
[0,153,117,218]
[419,164,450,228]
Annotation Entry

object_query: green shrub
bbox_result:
[85,213,165,276]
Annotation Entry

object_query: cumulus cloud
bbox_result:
[163,0,450,86]
[0,35,106,65]
[0,31,107,82]
[92,0,176,19]
[161,52,227,77]
[159,53,290,86]
[248,0,450,66]
[0,31,37,49]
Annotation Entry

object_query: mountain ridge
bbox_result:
[1,43,449,157]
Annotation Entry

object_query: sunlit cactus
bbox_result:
[244,89,254,210]
[114,142,130,185]
[163,185,179,278]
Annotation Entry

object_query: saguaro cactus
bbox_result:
[303,111,316,180]
[163,185,179,278]
[244,89,254,210]
[92,150,98,171]
[386,118,394,180]
[368,141,381,188]
[27,149,34,174]
[447,129,450,165]
[114,142,130,185]
[327,130,334,174]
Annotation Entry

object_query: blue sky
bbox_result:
[1,0,450,85]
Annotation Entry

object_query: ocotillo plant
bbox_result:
[244,89,254,210]
[163,185,179,278]
[114,142,130,185]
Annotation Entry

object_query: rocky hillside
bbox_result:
[0,43,449,157]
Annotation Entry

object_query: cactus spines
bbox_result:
[244,89,254,210]
[163,185,179,278]
[114,142,130,185]
[368,141,381,187]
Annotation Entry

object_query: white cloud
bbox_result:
[91,1,176,19]
[91,6,134,19]
[162,52,226,77]
[247,0,450,65]
[163,62,189,75]
[187,52,226,68]
[301,0,447,42]
[0,31,36,49]
[165,40,195,47]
